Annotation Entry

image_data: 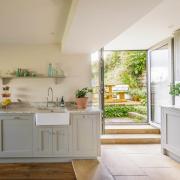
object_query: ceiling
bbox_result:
[0,0,171,53]
[0,0,72,44]
[105,0,180,50]
[62,0,162,53]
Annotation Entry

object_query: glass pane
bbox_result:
[91,52,100,107]
[150,45,172,124]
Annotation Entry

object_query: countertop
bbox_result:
[0,103,101,114]
[161,104,180,111]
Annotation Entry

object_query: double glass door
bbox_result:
[148,39,174,125]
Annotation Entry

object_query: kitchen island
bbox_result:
[0,103,101,162]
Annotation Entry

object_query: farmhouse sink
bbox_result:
[35,112,70,126]
[37,107,66,113]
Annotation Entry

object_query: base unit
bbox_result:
[71,114,100,157]
[0,112,101,161]
[0,115,33,157]
[161,106,180,163]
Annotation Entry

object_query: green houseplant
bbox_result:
[75,87,92,109]
[169,83,180,96]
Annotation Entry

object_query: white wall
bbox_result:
[0,45,91,102]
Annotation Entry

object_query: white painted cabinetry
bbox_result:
[0,115,33,157]
[161,106,180,162]
[71,113,100,157]
[52,127,69,155]
[0,111,101,161]
[33,126,69,157]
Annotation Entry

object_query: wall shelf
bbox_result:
[0,75,65,85]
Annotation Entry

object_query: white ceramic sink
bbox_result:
[35,112,70,126]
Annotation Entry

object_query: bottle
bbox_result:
[60,96,65,107]
[48,63,52,77]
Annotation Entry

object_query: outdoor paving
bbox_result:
[106,118,137,124]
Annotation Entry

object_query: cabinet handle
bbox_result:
[14,117,21,120]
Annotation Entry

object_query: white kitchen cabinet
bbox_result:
[71,114,100,157]
[35,128,52,156]
[0,115,33,157]
[53,127,69,155]
[161,106,180,162]
[33,126,69,157]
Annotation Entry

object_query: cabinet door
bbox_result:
[72,114,100,156]
[34,128,52,156]
[0,115,33,157]
[52,127,69,155]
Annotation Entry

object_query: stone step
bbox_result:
[128,112,147,121]
[105,125,160,134]
[101,134,161,144]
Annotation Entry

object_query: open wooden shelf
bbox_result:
[0,75,65,85]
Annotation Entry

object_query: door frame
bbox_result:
[99,48,105,134]
[147,38,174,128]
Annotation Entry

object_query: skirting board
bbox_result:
[166,150,180,163]
[0,157,98,163]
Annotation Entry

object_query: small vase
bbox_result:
[76,97,88,109]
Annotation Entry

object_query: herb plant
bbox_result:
[75,87,92,98]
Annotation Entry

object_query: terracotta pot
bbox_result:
[76,97,88,109]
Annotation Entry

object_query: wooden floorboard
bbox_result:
[72,159,114,180]
[0,163,76,180]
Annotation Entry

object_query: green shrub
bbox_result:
[120,71,139,88]
[128,88,147,105]
[104,105,135,118]
[133,106,147,115]
[104,105,147,118]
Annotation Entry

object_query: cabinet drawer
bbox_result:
[0,115,34,121]
[72,114,96,120]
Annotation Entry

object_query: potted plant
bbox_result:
[169,83,180,96]
[75,87,92,109]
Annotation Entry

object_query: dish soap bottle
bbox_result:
[48,63,52,77]
[60,96,65,107]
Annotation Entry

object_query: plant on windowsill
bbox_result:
[75,87,92,109]
[169,83,180,96]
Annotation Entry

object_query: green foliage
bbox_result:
[120,72,139,88]
[128,88,147,105]
[92,51,147,88]
[121,51,147,89]
[75,87,92,98]
[104,105,135,118]
[104,105,147,118]
[104,52,121,73]
[125,51,146,77]
[169,83,180,96]
[133,106,147,115]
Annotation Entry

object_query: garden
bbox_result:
[92,50,147,123]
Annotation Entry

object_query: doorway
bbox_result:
[91,39,174,133]
[91,50,148,132]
